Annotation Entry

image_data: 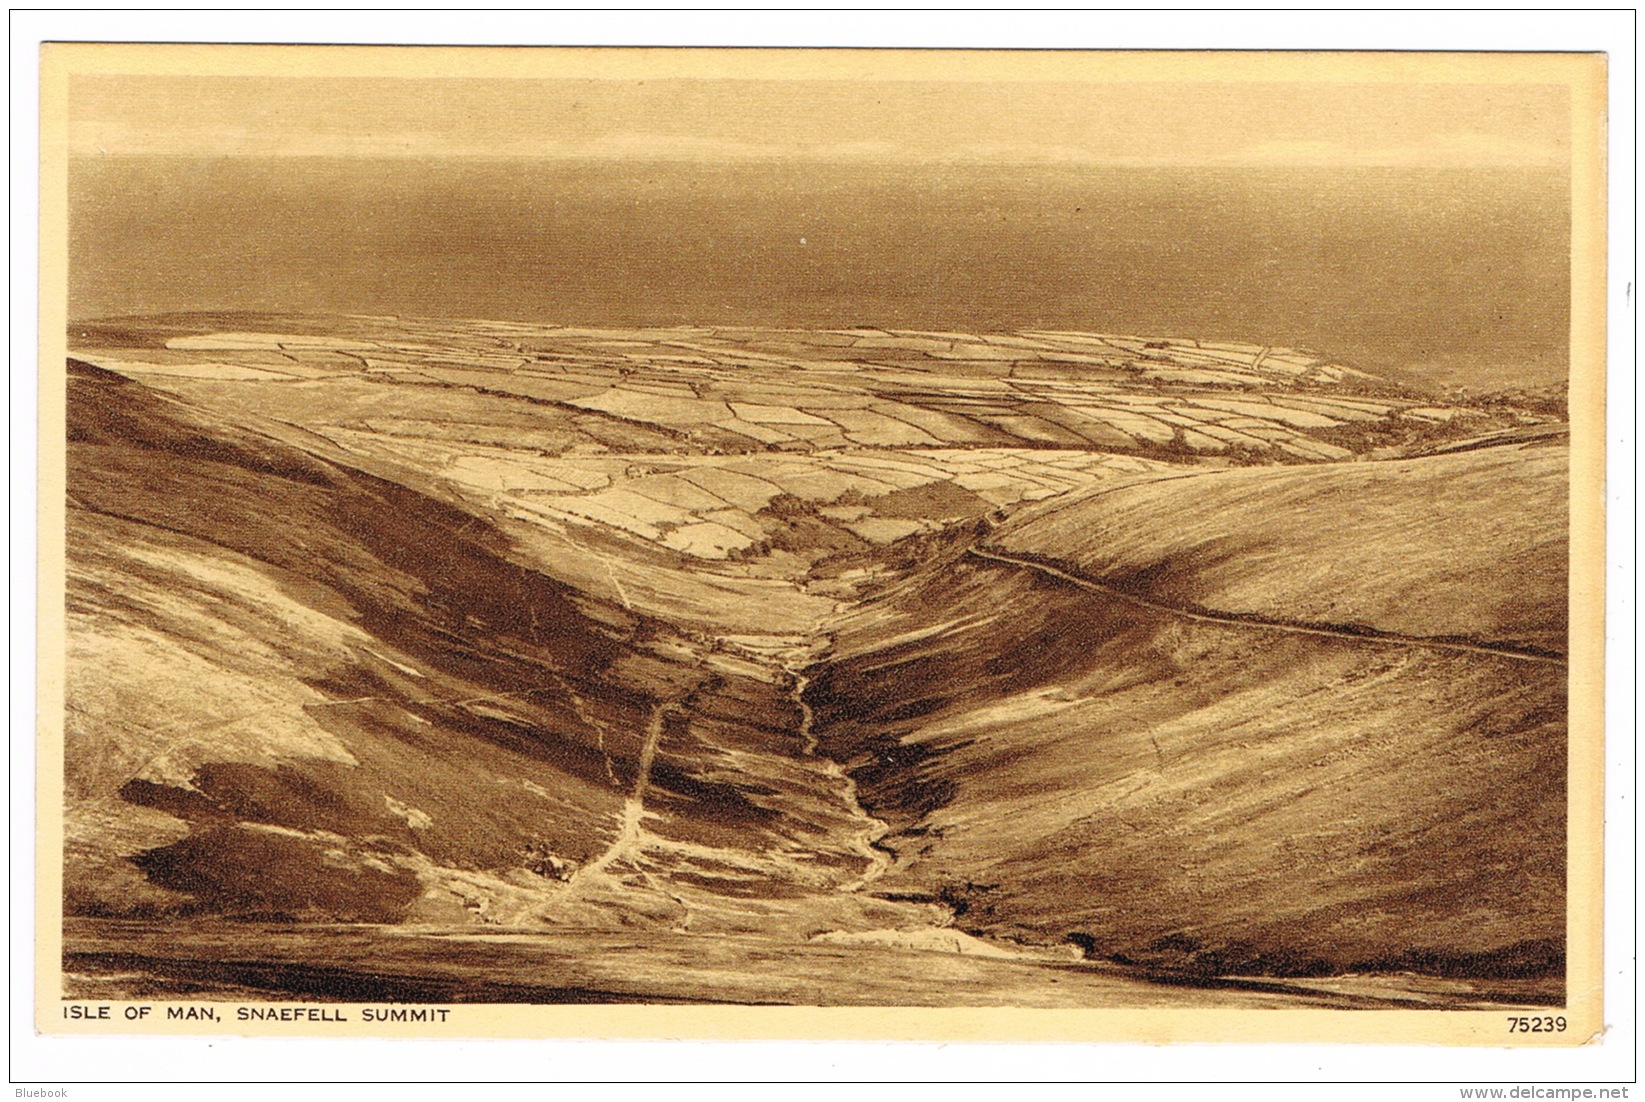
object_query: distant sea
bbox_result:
[68,157,1571,390]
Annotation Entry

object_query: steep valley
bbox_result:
[60,314,1569,1006]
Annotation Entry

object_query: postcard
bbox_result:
[36,43,1607,1045]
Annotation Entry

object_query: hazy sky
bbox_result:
[69,74,1570,167]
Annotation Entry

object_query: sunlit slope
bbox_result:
[65,361,910,931]
[990,442,1567,653]
[808,443,1567,977]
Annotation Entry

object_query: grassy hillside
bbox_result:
[807,443,1567,980]
[65,359,920,935]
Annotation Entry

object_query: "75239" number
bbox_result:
[1508,1016,1567,1033]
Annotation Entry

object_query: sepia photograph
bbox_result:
[33,38,1609,1051]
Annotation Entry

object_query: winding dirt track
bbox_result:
[966,546,1566,666]
[578,701,675,879]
